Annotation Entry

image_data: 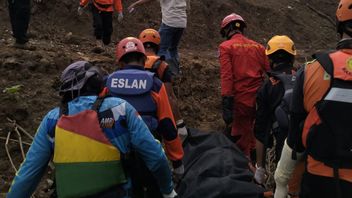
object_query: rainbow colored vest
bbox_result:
[53,98,126,197]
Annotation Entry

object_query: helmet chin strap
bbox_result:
[337,37,352,50]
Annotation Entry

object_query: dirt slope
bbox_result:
[0,0,339,196]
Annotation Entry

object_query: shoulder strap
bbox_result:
[60,102,69,116]
[92,96,106,112]
[314,52,334,77]
[152,59,163,71]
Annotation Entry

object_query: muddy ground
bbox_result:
[0,0,339,196]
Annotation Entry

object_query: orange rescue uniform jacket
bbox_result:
[288,49,352,183]
[219,33,270,107]
[80,0,122,12]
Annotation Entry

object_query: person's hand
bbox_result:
[117,12,124,22]
[77,6,84,16]
[176,119,188,142]
[254,166,266,184]
[274,184,288,198]
[222,96,234,125]
[163,189,178,198]
[33,0,43,3]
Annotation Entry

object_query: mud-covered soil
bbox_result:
[0,0,339,196]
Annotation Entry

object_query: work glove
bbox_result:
[163,189,178,198]
[117,12,124,22]
[254,165,266,184]
[222,96,234,125]
[176,119,188,142]
[77,6,84,16]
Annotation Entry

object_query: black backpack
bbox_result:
[306,53,352,170]
[270,72,296,160]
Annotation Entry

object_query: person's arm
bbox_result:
[128,0,155,12]
[79,0,89,7]
[123,101,174,195]
[219,44,234,97]
[7,110,57,198]
[254,82,271,168]
[114,0,123,13]
[287,67,307,153]
[153,84,184,165]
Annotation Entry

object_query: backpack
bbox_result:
[268,72,295,160]
[306,52,352,170]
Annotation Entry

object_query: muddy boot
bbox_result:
[12,42,36,51]
[92,40,104,54]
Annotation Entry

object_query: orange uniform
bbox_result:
[219,33,270,156]
[80,0,122,12]
[288,46,352,197]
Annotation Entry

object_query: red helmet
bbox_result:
[115,37,146,62]
[221,13,246,29]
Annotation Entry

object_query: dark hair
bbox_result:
[144,42,159,54]
[268,50,295,71]
[338,20,352,37]
[120,52,146,65]
[61,73,104,103]
[221,21,245,38]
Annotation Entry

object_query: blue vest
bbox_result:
[107,69,159,132]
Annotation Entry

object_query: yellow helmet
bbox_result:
[265,35,297,56]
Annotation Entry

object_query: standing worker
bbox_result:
[219,13,270,157]
[78,0,124,51]
[7,0,41,49]
[274,0,352,197]
[254,35,304,197]
[128,0,188,75]
[106,37,183,198]
[6,61,177,198]
[138,28,188,140]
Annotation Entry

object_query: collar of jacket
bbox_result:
[228,32,243,40]
[123,65,146,70]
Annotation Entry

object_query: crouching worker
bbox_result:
[254,35,304,197]
[6,61,176,198]
[106,37,184,198]
[138,28,188,141]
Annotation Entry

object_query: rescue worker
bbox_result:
[274,1,352,197]
[106,37,184,198]
[219,13,270,157]
[7,61,177,198]
[254,35,304,197]
[7,0,40,49]
[138,28,188,140]
[78,0,123,51]
[128,0,189,75]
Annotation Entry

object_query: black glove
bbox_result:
[222,96,234,125]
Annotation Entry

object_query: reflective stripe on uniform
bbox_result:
[325,87,352,103]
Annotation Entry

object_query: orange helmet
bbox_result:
[115,37,146,63]
[336,0,352,23]
[220,13,246,30]
[139,29,161,45]
[266,35,297,56]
